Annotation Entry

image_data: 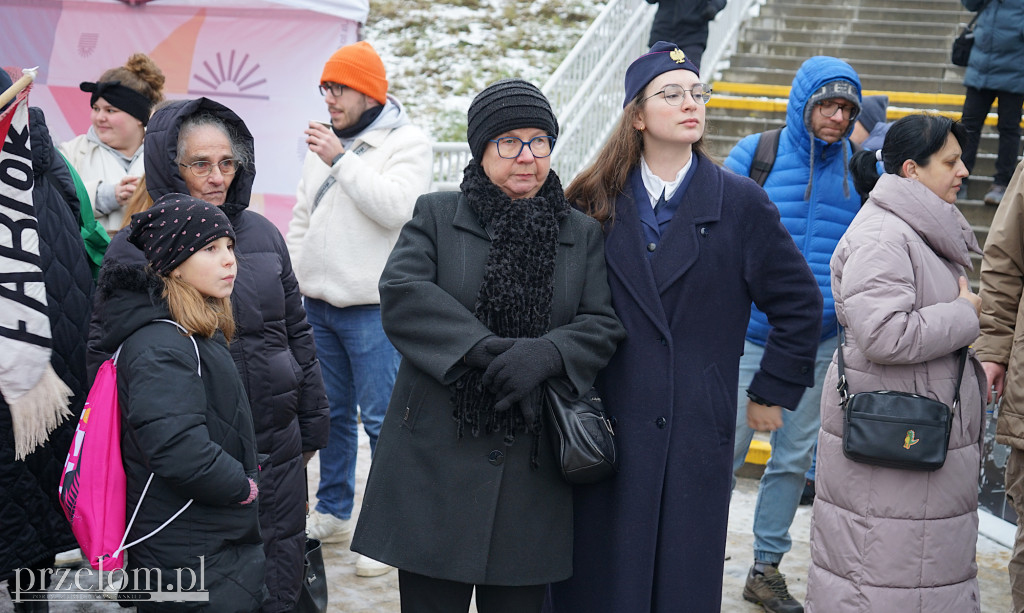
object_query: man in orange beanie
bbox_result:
[286,40,431,578]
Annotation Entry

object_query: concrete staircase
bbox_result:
[703,0,1023,280]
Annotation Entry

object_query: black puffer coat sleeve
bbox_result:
[121,334,251,505]
[277,232,329,452]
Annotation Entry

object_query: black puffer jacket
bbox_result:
[96,265,265,612]
[88,98,328,612]
[1,107,93,582]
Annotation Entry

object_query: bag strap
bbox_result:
[110,319,201,561]
[749,127,783,187]
[836,326,968,411]
[154,318,201,374]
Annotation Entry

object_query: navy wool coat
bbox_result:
[351,190,624,585]
[547,155,822,612]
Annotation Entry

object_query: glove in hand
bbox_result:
[483,338,563,412]
[464,336,516,369]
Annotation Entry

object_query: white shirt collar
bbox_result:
[639,155,692,209]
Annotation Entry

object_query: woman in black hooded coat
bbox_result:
[88,97,329,613]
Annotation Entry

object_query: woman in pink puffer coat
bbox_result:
[806,114,988,613]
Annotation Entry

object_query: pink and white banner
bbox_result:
[1,0,366,232]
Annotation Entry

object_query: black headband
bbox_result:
[80,80,153,126]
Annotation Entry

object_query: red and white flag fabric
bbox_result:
[0,80,73,460]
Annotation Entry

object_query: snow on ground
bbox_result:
[362,0,603,142]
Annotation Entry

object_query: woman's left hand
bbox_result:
[117,175,139,207]
[746,401,783,431]
[483,338,563,412]
[958,276,981,316]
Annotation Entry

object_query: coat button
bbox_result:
[659,337,667,346]
[488,450,504,466]
[647,242,657,252]
[699,226,709,237]
[801,366,810,374]
[656,417,667,429]
[609,416,618,428]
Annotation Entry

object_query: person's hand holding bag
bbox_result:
[483,337,564,412]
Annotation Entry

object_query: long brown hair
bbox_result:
[566,92,712,224]
[162,275,235,341]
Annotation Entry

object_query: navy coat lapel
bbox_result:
[649,157,722,292]
[605,189,670,336]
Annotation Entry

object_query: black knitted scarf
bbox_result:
[451,161,571,461]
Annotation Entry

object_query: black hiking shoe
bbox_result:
[742,564,804,613]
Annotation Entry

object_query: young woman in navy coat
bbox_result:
[545,43,823,612]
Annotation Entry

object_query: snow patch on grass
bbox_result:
[364,0,602,142]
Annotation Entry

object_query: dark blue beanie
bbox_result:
[623,41,700,108]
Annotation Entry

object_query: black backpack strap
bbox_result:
[749,127,783,187]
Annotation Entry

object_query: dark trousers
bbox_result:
[960,86,1024,187]
[398,570,546,613]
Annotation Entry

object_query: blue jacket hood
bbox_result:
[786,55,862,153]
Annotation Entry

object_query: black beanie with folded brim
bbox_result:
[467,78,558,161]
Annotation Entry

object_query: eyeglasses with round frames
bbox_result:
[488,135,556,159]
[179,159,238,178]
[642,83,712,106]
[319,82,347,97]
[816,100,859,121]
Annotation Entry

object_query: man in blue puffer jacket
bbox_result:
[724,56,863,613]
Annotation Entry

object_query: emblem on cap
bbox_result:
[670,48,686,64]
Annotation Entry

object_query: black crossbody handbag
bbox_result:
[837,328,967,471]
[544,384,618,484]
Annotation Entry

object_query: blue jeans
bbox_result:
[305,299,400,520]
[732,337,834,564]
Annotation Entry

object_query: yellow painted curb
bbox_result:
[745,439,772,465]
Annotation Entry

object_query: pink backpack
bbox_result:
[59,320,196,570]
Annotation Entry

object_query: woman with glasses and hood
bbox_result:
[89,97,328,613]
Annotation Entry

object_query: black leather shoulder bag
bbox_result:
[837,328,967,471]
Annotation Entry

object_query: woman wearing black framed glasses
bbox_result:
[351,78,624,613]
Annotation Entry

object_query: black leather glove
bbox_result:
[463,336,515,369]
[482,338,563,412]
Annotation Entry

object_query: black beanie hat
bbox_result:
[128,194,235,276]
[467,78,558,161]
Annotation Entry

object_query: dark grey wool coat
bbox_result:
[351,190,624,585]
[547,155,822,612]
